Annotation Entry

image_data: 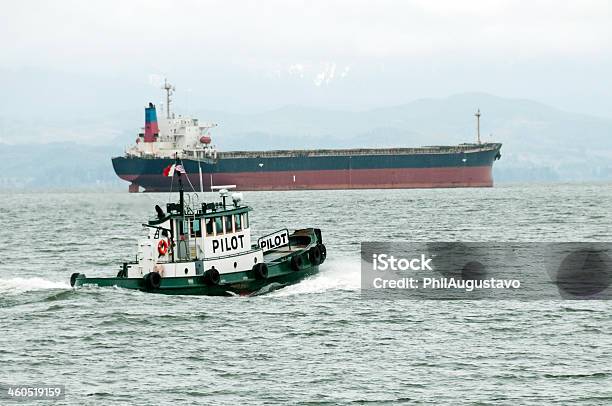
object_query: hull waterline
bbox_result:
[113,144,502,192]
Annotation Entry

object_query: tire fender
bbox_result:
[252,263,269,280]
[144,272,161,290]
[204,268,221,286]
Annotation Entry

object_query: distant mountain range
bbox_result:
[1,92,611,189]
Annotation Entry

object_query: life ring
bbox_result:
[158,239,169,256]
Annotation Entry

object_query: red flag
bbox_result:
[163,164,175,177]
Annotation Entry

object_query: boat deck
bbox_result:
[264,244,306,262]
[218,143,502,159]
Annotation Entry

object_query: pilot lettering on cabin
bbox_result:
[212,235,245,254]
[260,231,289,252]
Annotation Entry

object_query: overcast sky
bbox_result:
[1,0,611,118]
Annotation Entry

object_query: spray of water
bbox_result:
[0,277,70,294]
[0,256,360,297]
[270,256,360,297]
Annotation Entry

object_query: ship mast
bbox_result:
[475,109,481,144]
[163,79,175,119]
[173,156,184,215]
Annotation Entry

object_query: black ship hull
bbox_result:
[112,144,502,192]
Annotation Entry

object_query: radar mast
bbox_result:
[163,79,175,119]
[475,109,481,144]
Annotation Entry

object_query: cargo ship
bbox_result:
[112,80,502,192]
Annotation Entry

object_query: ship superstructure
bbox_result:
[125,80,218,162]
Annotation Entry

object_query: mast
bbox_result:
[178,174,184,216]
[175,155,184,215]
[163,79,175,119]
[475,109,481,144]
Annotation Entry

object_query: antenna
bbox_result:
[162,79,175,119]
[475,109,481,144]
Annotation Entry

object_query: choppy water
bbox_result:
[1,184,612,405]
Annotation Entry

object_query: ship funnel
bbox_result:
[144,102,159,142]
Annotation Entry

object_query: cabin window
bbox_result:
[234,214,242,231]
[178,219,188,237]
[205,218,214,236]
[225,216,233,233]
[243,213,249,229]
[190,218,201,237]
[214,217,224,235]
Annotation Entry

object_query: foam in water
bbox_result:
[0,277,70,294]
[270,257,361,297]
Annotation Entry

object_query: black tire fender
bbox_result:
[291,254,304,271]
[309,245,322,265]
[318,244,327,263]
[70,272,80,287]
[204,268,221,286]
[252,263,268,280]
[144,272,161,290]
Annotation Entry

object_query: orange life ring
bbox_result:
[158,239,169,255]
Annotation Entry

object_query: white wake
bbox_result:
[270,256,361,297]
[0,277,70,294]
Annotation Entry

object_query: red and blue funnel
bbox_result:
[144,102,159,142]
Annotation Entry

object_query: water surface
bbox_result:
[1,184,611,404]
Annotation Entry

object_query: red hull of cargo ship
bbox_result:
[120,166,493,192]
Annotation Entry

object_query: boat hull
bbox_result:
[73,264,318,296]
[72,229,325,296]
[112,144,502,192]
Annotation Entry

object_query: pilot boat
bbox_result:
[70,164,326,295]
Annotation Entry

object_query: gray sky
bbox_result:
[1,0,611,118]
